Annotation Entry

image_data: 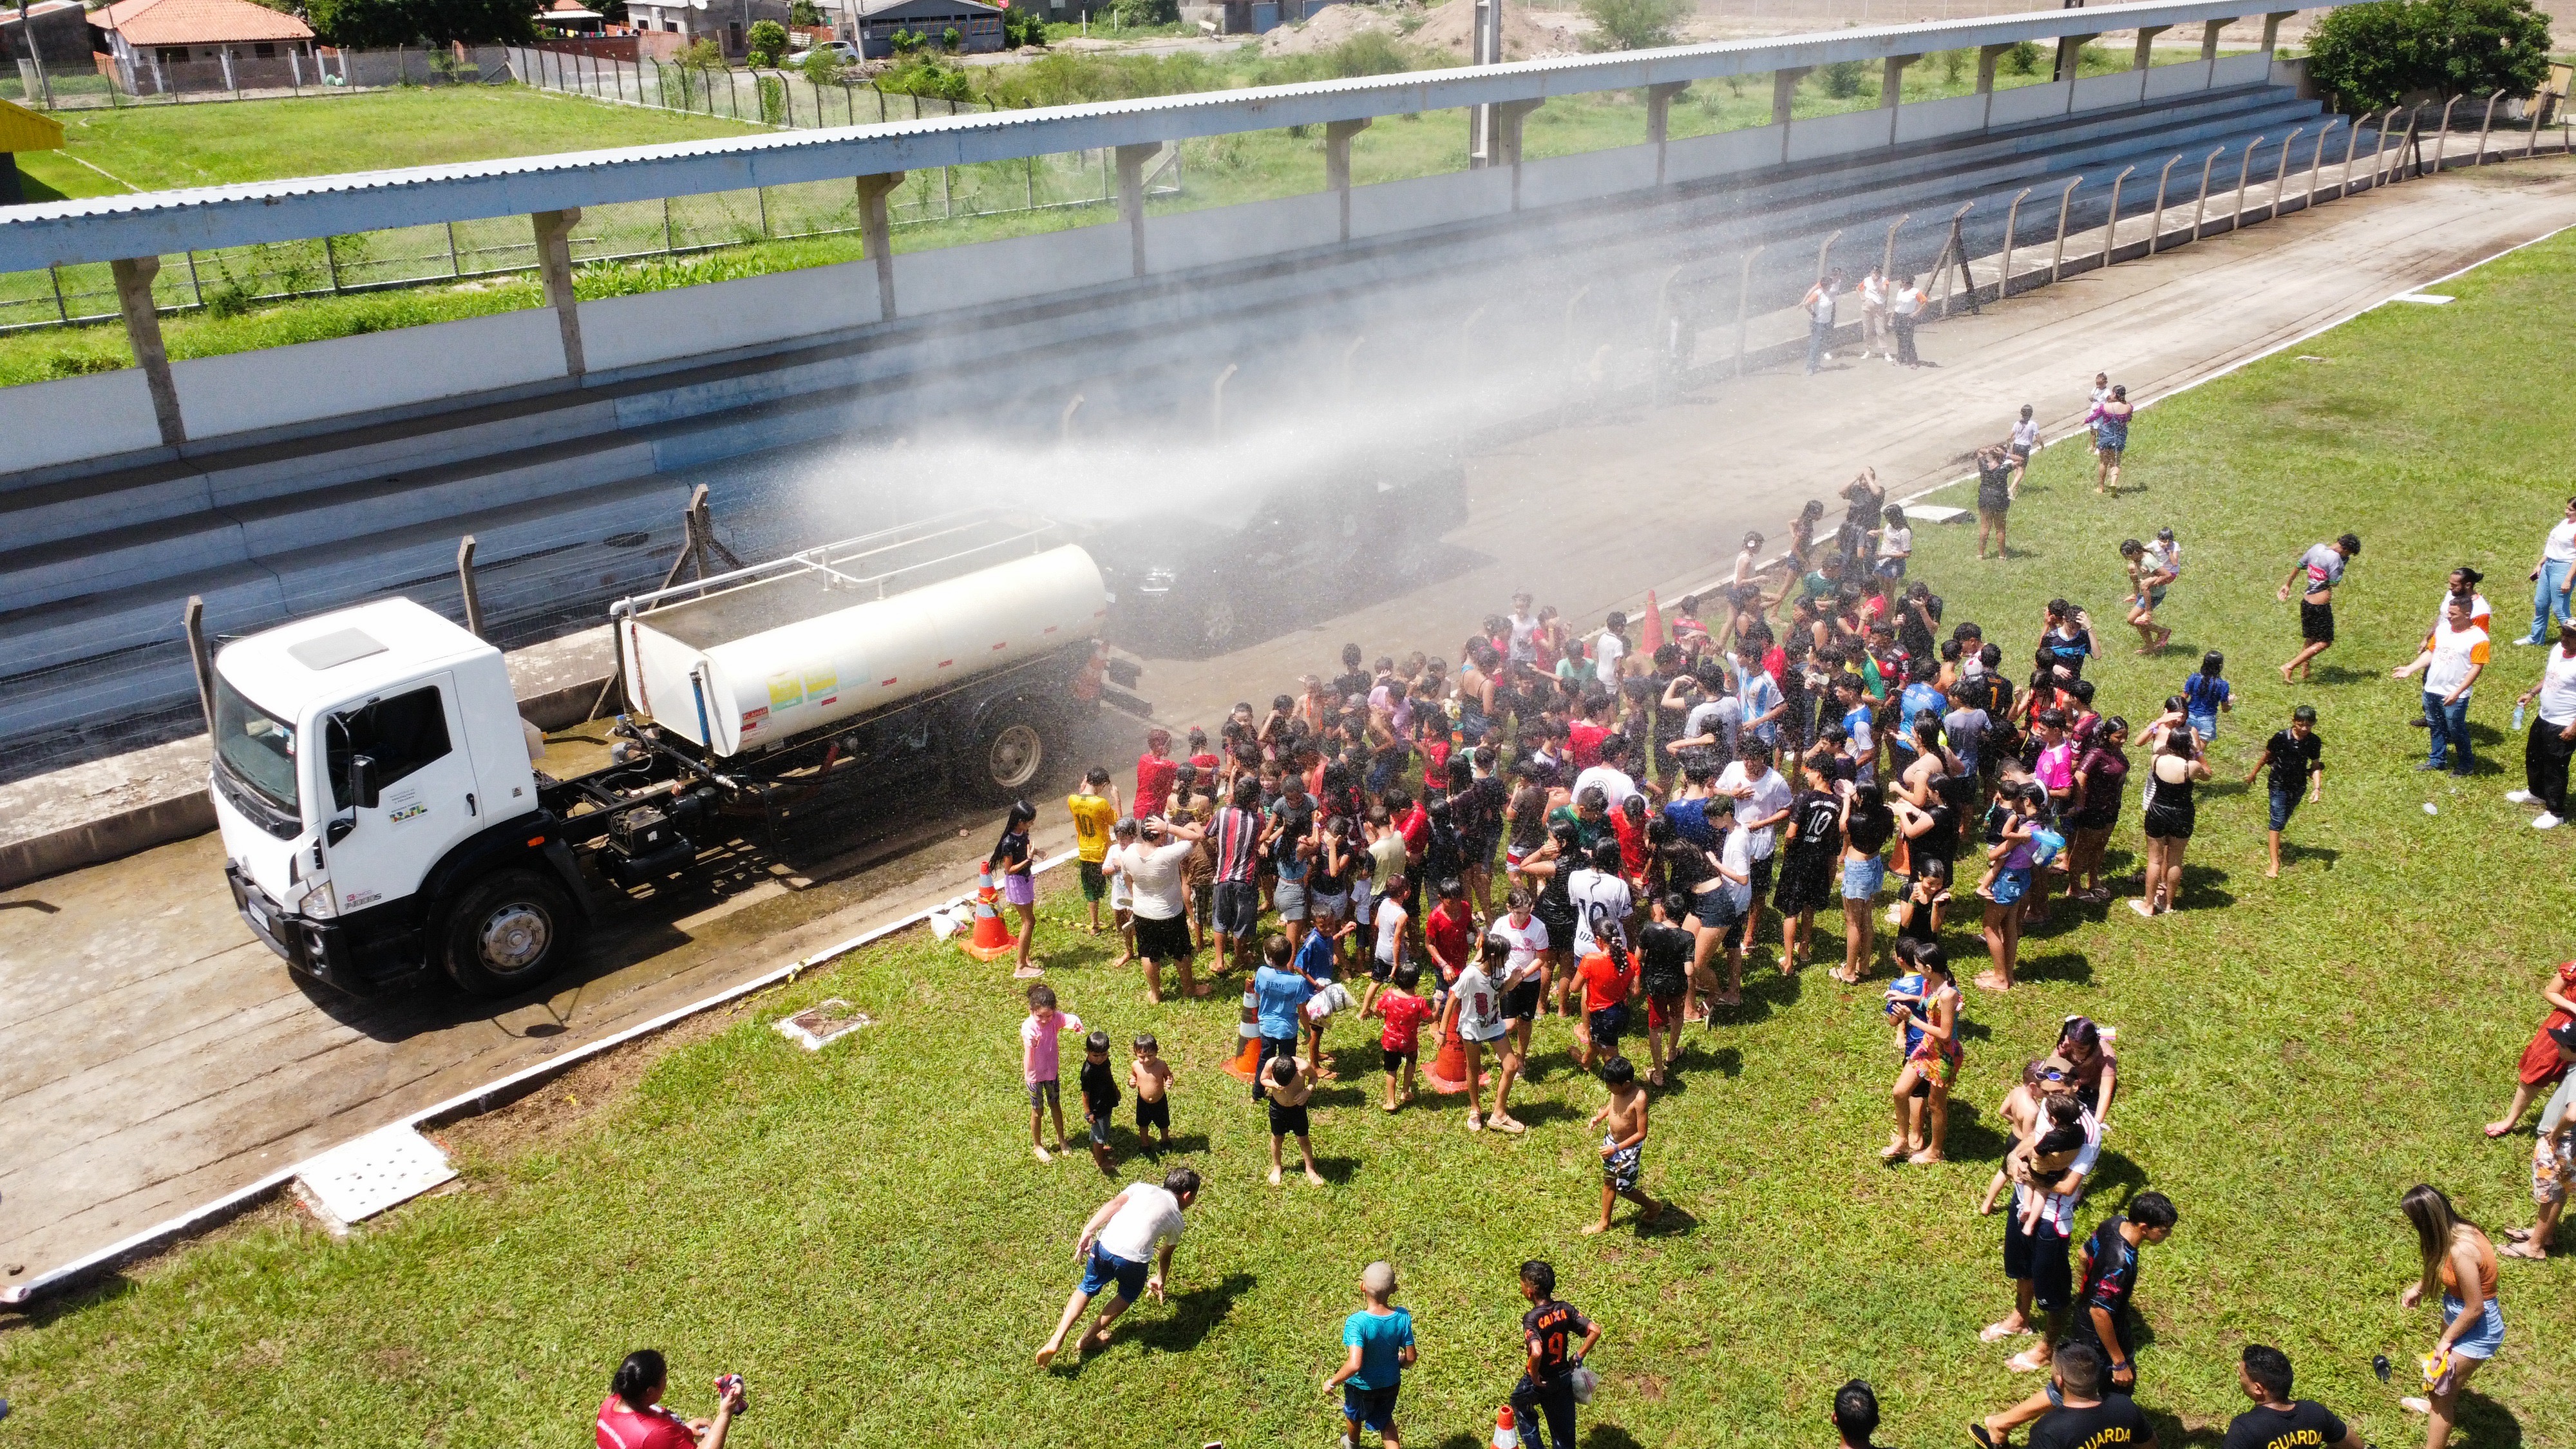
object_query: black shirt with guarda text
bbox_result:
[2222,1401,2347,1449]
[2031,1396,2154,1449]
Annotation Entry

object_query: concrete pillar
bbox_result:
[2131,24,2170,102]
[1647,80,1689,183]
[1773,67,1809,163]
[1115,142,1160,278]
[530,208,586,377]
[1977,43,2011,127]
[1881,54,1915,144]
[111,256,185,448]
[2052,32,2097,89]
[853,171,904,320]
[1495,98,1542,208]
[1324,118,1369,242]
[2259,10,2294,53]
[2201,18,2226,88]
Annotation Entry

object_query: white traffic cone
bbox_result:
[1492,1405,1519,1449]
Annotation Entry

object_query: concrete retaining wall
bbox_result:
[1,57,2273,471]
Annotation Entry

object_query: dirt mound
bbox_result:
[1407,0,1589,61]
[1259,0,1414,56]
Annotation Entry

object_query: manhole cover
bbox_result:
[776,999,873,1051]
[292,1124,456,1236]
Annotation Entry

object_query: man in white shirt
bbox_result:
[1113,816,1208,1002]
[1567,838,1633,956]
[1037,1167,1202,1365]
[1594,611,1629,683]
[1572,739,1642,817]
[1715,741,1794,976]
[2392,595,2489,777]
[1804,268,1844,375]
[2511,617,2576,828]
[2524,497,2576,644]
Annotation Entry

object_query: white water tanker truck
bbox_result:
[212,514,1113,998]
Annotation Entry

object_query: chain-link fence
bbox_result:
[0,146,1182,336]
[4,46,508,110]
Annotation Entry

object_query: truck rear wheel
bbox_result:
[967,699,1057,804]
[442,869,582,998]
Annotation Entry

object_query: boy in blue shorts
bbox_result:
[1323,1260,1417,1449]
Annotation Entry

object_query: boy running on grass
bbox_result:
[1586,1054,1664,1233]
[1021,984,1083,1162]
[1323,1260,1417,1449]
[1130,1033,1174,1155]
[1264,1050,1327,1187]
[1068,767,1122,935]
[2243,706,2324,879]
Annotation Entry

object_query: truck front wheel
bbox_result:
[442,869,582,998]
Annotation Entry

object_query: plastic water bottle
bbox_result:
[2515,700,2528,732]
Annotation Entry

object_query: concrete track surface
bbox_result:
[3,158,2570,1294]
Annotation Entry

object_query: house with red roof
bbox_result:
[93,0,317,94]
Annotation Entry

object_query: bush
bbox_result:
[1110,0,1177,24]
[2306,0,2550,112]
[1580,0,1688,52]
[1940,48,1966,85]
[799,45,844,83]
[678,37,723,68]
[1818,57,1867,97]
[747,17,790,64]
[940,24,961,49]
[1001,1,1046,46]
[876,53,972,100]
[890,25,920,53]
[307,0,535,45]
[2003,39,2041,75]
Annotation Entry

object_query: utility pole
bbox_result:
[15,0,57,109]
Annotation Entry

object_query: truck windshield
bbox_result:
[213,675,299,814]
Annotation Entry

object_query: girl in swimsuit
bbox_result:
[2092,384,2134,494]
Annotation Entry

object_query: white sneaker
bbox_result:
[2536,813,2562,830]
[2507,789,2535,804]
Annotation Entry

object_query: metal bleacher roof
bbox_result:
[0,0,2336,271]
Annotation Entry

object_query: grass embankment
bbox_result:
[0,40,2202,386]
[3,223,2573,1448]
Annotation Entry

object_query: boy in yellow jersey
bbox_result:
[1069,767,1124,934]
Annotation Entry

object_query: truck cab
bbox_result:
[213,599,572,997]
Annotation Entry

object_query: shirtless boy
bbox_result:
[1130,1034,1175,1154]
[1586,1055,1664,1233]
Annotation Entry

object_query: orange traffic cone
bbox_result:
[1640,589,1665,654]
[962,865,1019,963]
[1492,1405,1520,1449]
[1425,1015,1487,1095]
[1223,988,1264,1081]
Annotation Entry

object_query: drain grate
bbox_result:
[292,1124,457,1236]
[775,999,874,1052]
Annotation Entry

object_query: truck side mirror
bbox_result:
[348,754,380,811]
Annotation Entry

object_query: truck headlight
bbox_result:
[299,882,339,920]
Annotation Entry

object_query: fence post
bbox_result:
[2475,90,2502,164]
[2101,164,2134,268]
[854,172,904,320]
[1812,227,1841,284]
[1734,243,1762,375]
[1999,186,2030,296]
[2147,153,2181,252]
[2049,176,2082,283]
[2270,126,2302,217]
[48,263,68,323]
[2189,145,2222,237]
[2432,94,2461,172]
[2304,122,2334,208]
[321,233,342,292]
[1880,213,1908,284]
[663,195,674,254]
[182,249,203,307]
[2338,113,2363,196]
[2228,137,2263,230]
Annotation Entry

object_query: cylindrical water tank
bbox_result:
[624,544,1106,757]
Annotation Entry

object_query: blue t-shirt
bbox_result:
[1738,671,1785,743]
[1294,928,1339,984]
[1663,797,1719,850]
[1254,963,1314,1038]
[2183,673,2230,716]
[1897,682,1947,746]
[1343,1307,1416,1391]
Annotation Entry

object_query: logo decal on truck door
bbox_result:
[388,803,428,824]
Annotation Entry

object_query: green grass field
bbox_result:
[4,213,2573,1449]
[0,41,2202,386]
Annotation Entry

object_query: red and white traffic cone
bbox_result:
[962,864,1019,963]
[1492,1405,1520,1449]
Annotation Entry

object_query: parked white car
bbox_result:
[791,39,861,62]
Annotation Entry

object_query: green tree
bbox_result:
[1001,1,1046,46]
[2002,39,2040,75]
[746,17,790,63]
[2307,0,2550,111]
[1817,57,1866,97]
[1580,0,1687,52]
[789,0,821,23]
[306,0,535,44]
[799,44,844,82]
[940,24,961,49]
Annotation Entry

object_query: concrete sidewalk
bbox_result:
[1,158,2569,1294]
